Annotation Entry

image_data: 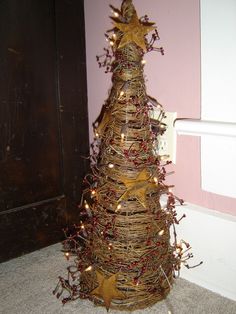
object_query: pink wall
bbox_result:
[84,0,236,216]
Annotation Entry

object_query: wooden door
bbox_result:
[0,0,89,262]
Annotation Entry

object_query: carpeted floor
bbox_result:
[0,243,236,314]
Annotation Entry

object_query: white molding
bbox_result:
[174,119,236,137]
[175,201,236,301]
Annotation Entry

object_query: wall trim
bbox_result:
[174,201,236,301]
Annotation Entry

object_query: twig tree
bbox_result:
[54,0,199,311]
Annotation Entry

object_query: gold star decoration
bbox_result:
[118,169,157,208]
[91,271,126,311]
[114,12,156,51]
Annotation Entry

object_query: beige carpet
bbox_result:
[0,243,236,314]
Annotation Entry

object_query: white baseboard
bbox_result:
[174,202,236,301]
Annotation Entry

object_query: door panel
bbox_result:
[0,0,89,262]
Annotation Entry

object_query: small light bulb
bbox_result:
[112,33,117,39]
[176,248,181,254]
[101,231,104,235]
[110,41,114,46]
[114,11,119,17]
[64,252,70,260]
[158,229,164,236]
[153,177,158,183]
[108,163,114,169]
[81,224,85,230]
[120,91,124,96]
[85,265,93,272]
[168,188,172,193]
[85,203,89,209]
[141,59,146,65]
[121,133,125,142]
[95,132,99,138]
[91,190,96,195]
[116,204,122,210]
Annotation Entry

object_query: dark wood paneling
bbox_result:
[0,0,89,262]
[0,0,62,210]
[55,0,90,220]
[0,197,66,261]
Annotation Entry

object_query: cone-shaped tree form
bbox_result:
[54,0,197,311]
[80,1,174,309]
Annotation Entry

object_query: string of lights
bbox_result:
[54,0,201,311]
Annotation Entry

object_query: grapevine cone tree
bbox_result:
[55,0,194,311]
